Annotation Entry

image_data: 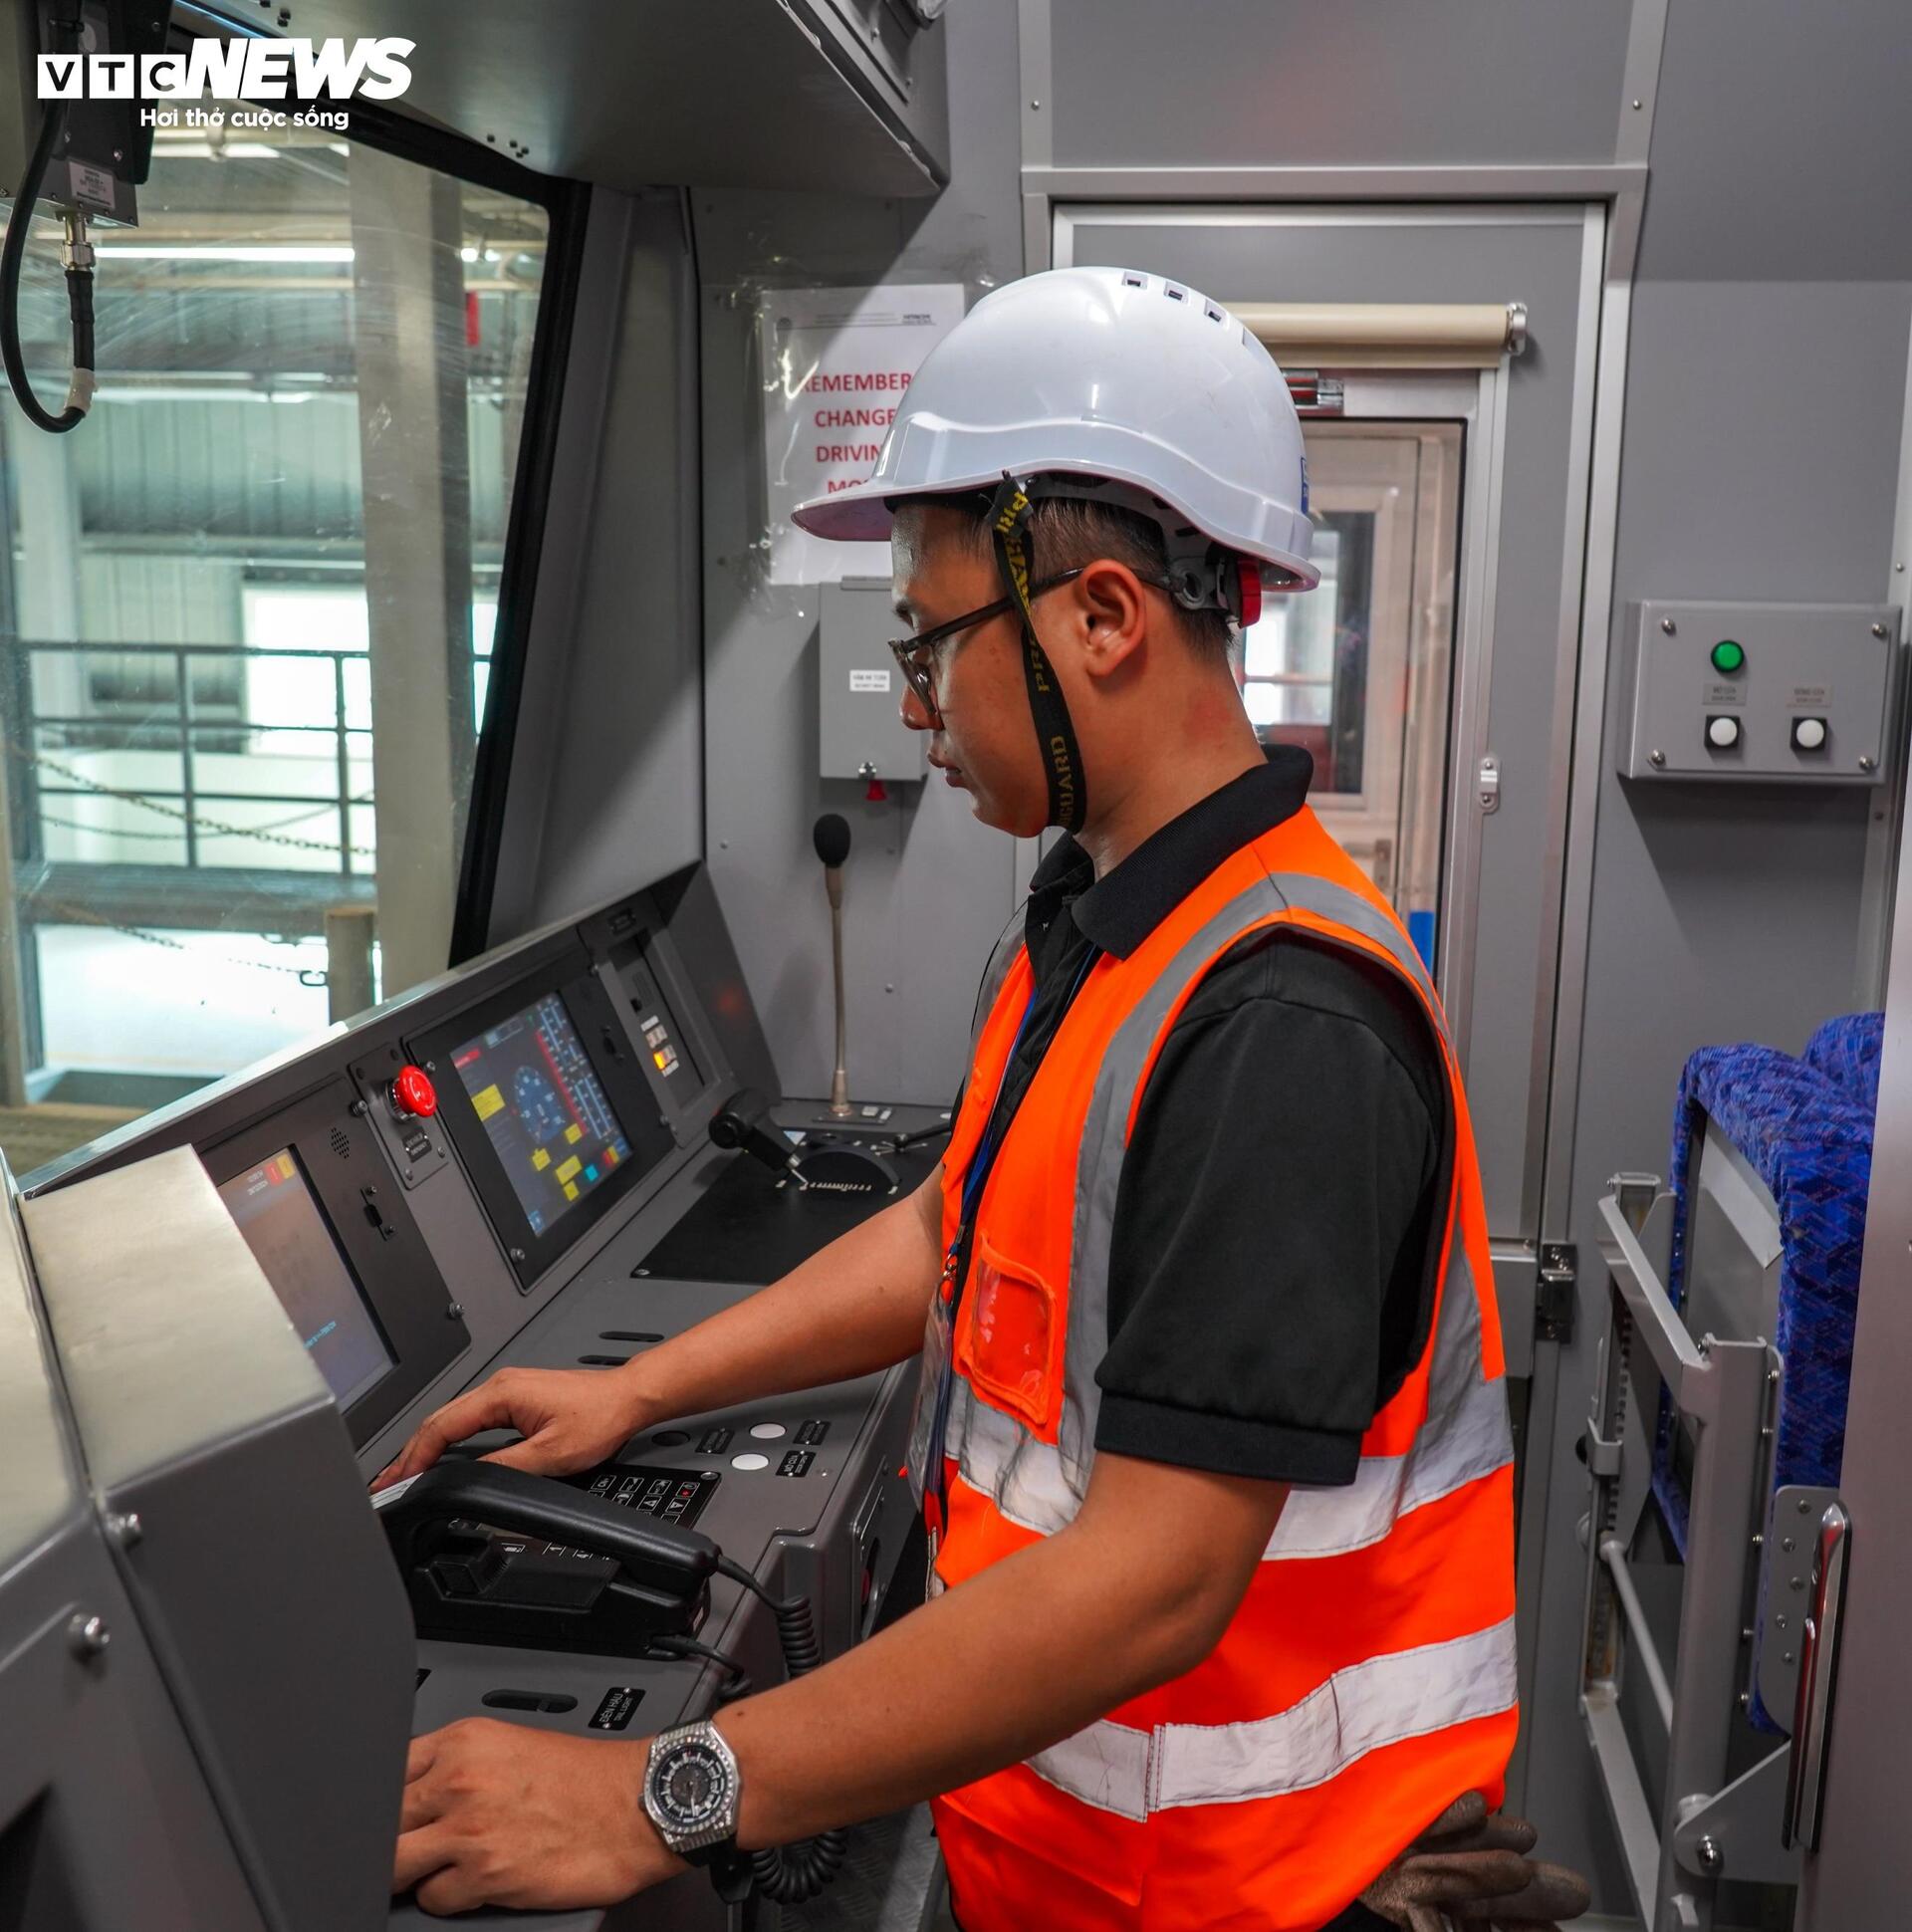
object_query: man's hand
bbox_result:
[371,1365,652,1490]
[392,1718,683,1915]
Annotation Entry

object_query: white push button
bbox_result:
[749,1422,787,1440]
[1707,715,1742,750]
[731,1452,771,1471]
[1792,716,1828,751]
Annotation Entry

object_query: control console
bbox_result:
[14,859,944,1931]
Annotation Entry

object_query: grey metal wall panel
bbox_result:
[1520,275,1912,1902]
[1045,0,1633,170]
[1637,0,1912,281]
[696,0,1028,1106]
[1063,207,1593,1237]
[511,195,707,933]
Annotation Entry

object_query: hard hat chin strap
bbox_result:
[987,473,1087,834]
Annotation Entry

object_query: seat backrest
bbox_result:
[1802,1010,1885,1121]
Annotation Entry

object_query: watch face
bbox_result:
[655,1742,732,1831]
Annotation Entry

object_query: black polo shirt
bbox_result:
[964,748,1449,1488]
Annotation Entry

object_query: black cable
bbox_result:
[714,1556,848,1904]
[1,11,93,436]
[645,1631,753,1699]
[879,1118,954,1155]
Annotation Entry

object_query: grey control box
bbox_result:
[1616,601,1897,784]
[819,577,927,784]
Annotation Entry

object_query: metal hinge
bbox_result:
[1477,754,1502,815]
[1537,1242,1576,1343]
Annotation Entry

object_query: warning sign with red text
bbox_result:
[759,283,966,584]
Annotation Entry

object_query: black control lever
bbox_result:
[709,1087,900,1197]
[708,1087,802,1177]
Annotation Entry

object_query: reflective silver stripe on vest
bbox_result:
[968,919,1029,1056]
[1266,1240,1507,1560]
[946,1378,1080,1537]
[1027,1714,1154,1822]
[1261,870,1441,1014]
[1028,1614,1519,1818]
[950,1253,1514,1552]
[1064,870,1448,1474]
[1061,874,1296,1474]
[948,863,1512,1558]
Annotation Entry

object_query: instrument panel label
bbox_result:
[591,1686,644,1732]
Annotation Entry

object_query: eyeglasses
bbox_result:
[887,568,1087,724]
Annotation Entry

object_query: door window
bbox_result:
[1242,423,1463,967]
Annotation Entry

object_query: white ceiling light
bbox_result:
[94,244,355,263]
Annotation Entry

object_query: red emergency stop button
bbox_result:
[390,1065,437,1119]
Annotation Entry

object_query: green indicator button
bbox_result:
[1711,638,1746,674]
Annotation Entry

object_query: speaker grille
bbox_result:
[330,1127,351,1160]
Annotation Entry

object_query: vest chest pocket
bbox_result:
[956,1231,1066,1440]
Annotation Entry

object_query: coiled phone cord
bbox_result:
[713,1556,847,1904]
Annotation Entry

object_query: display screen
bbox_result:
[218,1148,393,1412]
[450,991,634,1236]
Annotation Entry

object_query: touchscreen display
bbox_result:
[218,1149,393,1412]
[450,991,633,1237]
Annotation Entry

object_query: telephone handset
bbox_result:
[377,1458,848,1905]
[374,1461,718,1653]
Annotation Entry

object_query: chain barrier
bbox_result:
[30,897,327,981]
[20,742,377,858]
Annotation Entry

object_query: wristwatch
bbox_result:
[642,1721,743,1863]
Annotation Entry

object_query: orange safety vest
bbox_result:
[914,804,1519,1932]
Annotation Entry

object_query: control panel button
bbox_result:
[390,1064,438,1119]
[1710,638,1746,674]
[1705,714,1742,750]
[1792,716,1828,752]
[731,1452,770,1471]
[749,1422,787,1441]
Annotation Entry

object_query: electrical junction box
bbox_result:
[1615,601,1898,784]
[819,576,927,785]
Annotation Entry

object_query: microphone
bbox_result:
[813,814,853,1117]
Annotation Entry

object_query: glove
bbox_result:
[1357,1792,1593,1931]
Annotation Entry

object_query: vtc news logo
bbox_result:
[36,37,414,105]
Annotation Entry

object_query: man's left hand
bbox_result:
[392,1718,685,1916]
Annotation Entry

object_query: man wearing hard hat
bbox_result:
[382,267,1585,1931]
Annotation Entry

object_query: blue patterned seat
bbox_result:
[1654,1034,1873,1729]
[1803,1010,1884,1118]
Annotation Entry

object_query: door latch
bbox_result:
[1537,1243,1575,1343]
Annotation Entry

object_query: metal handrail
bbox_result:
[2,636,367,876]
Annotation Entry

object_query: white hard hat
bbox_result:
[792,264,1318,595]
